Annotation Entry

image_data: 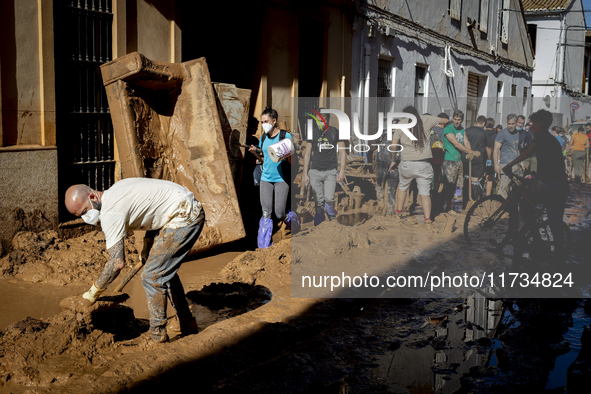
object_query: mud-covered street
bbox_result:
[0,182,588,393]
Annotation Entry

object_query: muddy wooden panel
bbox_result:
[213,83,251,199]
[100,53,245,253]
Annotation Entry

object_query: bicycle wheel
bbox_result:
[464,195,512,250]
[525,220,572,262]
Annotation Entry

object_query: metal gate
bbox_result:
[56,0,115,193]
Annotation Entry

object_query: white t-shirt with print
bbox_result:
[100,178,202,250]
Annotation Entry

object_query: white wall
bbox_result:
[351,0,533,131]
[530,17,561,86]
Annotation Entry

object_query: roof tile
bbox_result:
[522,0,575,12]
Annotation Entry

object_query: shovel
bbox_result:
[114,260,144,293]
[382,176,388,217]
[466,158,475,211]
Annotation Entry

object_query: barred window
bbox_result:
[378,59,392,97]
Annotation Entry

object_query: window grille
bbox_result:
[377,59,392,98]
[57,0,115,192]
[414,66,427,114]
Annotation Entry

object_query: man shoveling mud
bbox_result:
[64,178,204,347]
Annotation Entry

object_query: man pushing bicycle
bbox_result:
[501,109,569,260]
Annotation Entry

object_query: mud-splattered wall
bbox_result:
[213,83,251,199]
[0,147,58,251]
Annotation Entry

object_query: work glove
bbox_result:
[82,283,105,305]
[472,151,481,158]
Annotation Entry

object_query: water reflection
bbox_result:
[336,213,369,226]
[374,295,504,393]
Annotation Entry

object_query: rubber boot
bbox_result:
[325,203,338,221]
[257,217,273,249]
[284,211,300,234]
[314,207,325,226]
[471,181,482,201]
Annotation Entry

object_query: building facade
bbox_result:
[0,0,355,250]
[0,0,181,249]
[352,0,535,133]
[524,0,590,127]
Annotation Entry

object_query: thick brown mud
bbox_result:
[0,183,589,393]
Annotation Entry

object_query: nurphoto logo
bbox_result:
[305,108,418,153]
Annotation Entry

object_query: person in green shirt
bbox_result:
[441,110,480,211]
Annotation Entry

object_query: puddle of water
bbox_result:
[0,279,88,330]
[488,304,520,367]
[0,251,244,330]
[121,251,245,321]
[545,305,591,390]
[487,339,503,367]
[337,213,369,226]
[375,296,504,393]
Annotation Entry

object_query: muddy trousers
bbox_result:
[441,160,463,211]
[308,168,338,224]
[376,166,399,215]
[572,150,586,180]
[142,211,205,341]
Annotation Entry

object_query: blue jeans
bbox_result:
[142,210,205,340]
[308,168,338,210]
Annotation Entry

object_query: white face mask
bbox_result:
[262,123,274,133]
[82,197,100,225]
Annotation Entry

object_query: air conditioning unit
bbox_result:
[384,26,395,37]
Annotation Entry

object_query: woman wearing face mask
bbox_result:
[248,106,296,248]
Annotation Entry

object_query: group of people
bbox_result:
[292,106,581,241]
[61,102,584,349]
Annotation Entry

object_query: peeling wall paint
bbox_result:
[353,0,534,128]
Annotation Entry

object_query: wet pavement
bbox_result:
[0,183,590,393]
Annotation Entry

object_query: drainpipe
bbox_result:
[364,42,372,137]
[557,14,565,84]
[341,76,346,108]
[341,4,346,111]
[358,24,365,139]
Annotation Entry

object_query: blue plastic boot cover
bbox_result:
[314,210,325,226]
[325,203,338,220]
[285,211,301,233]
[257,217,273,248]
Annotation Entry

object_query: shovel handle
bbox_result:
[114,261,144,293]
[468,159,474,202]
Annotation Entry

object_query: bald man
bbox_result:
[65,178,205,347]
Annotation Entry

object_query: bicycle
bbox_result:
[463,172,571,261]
